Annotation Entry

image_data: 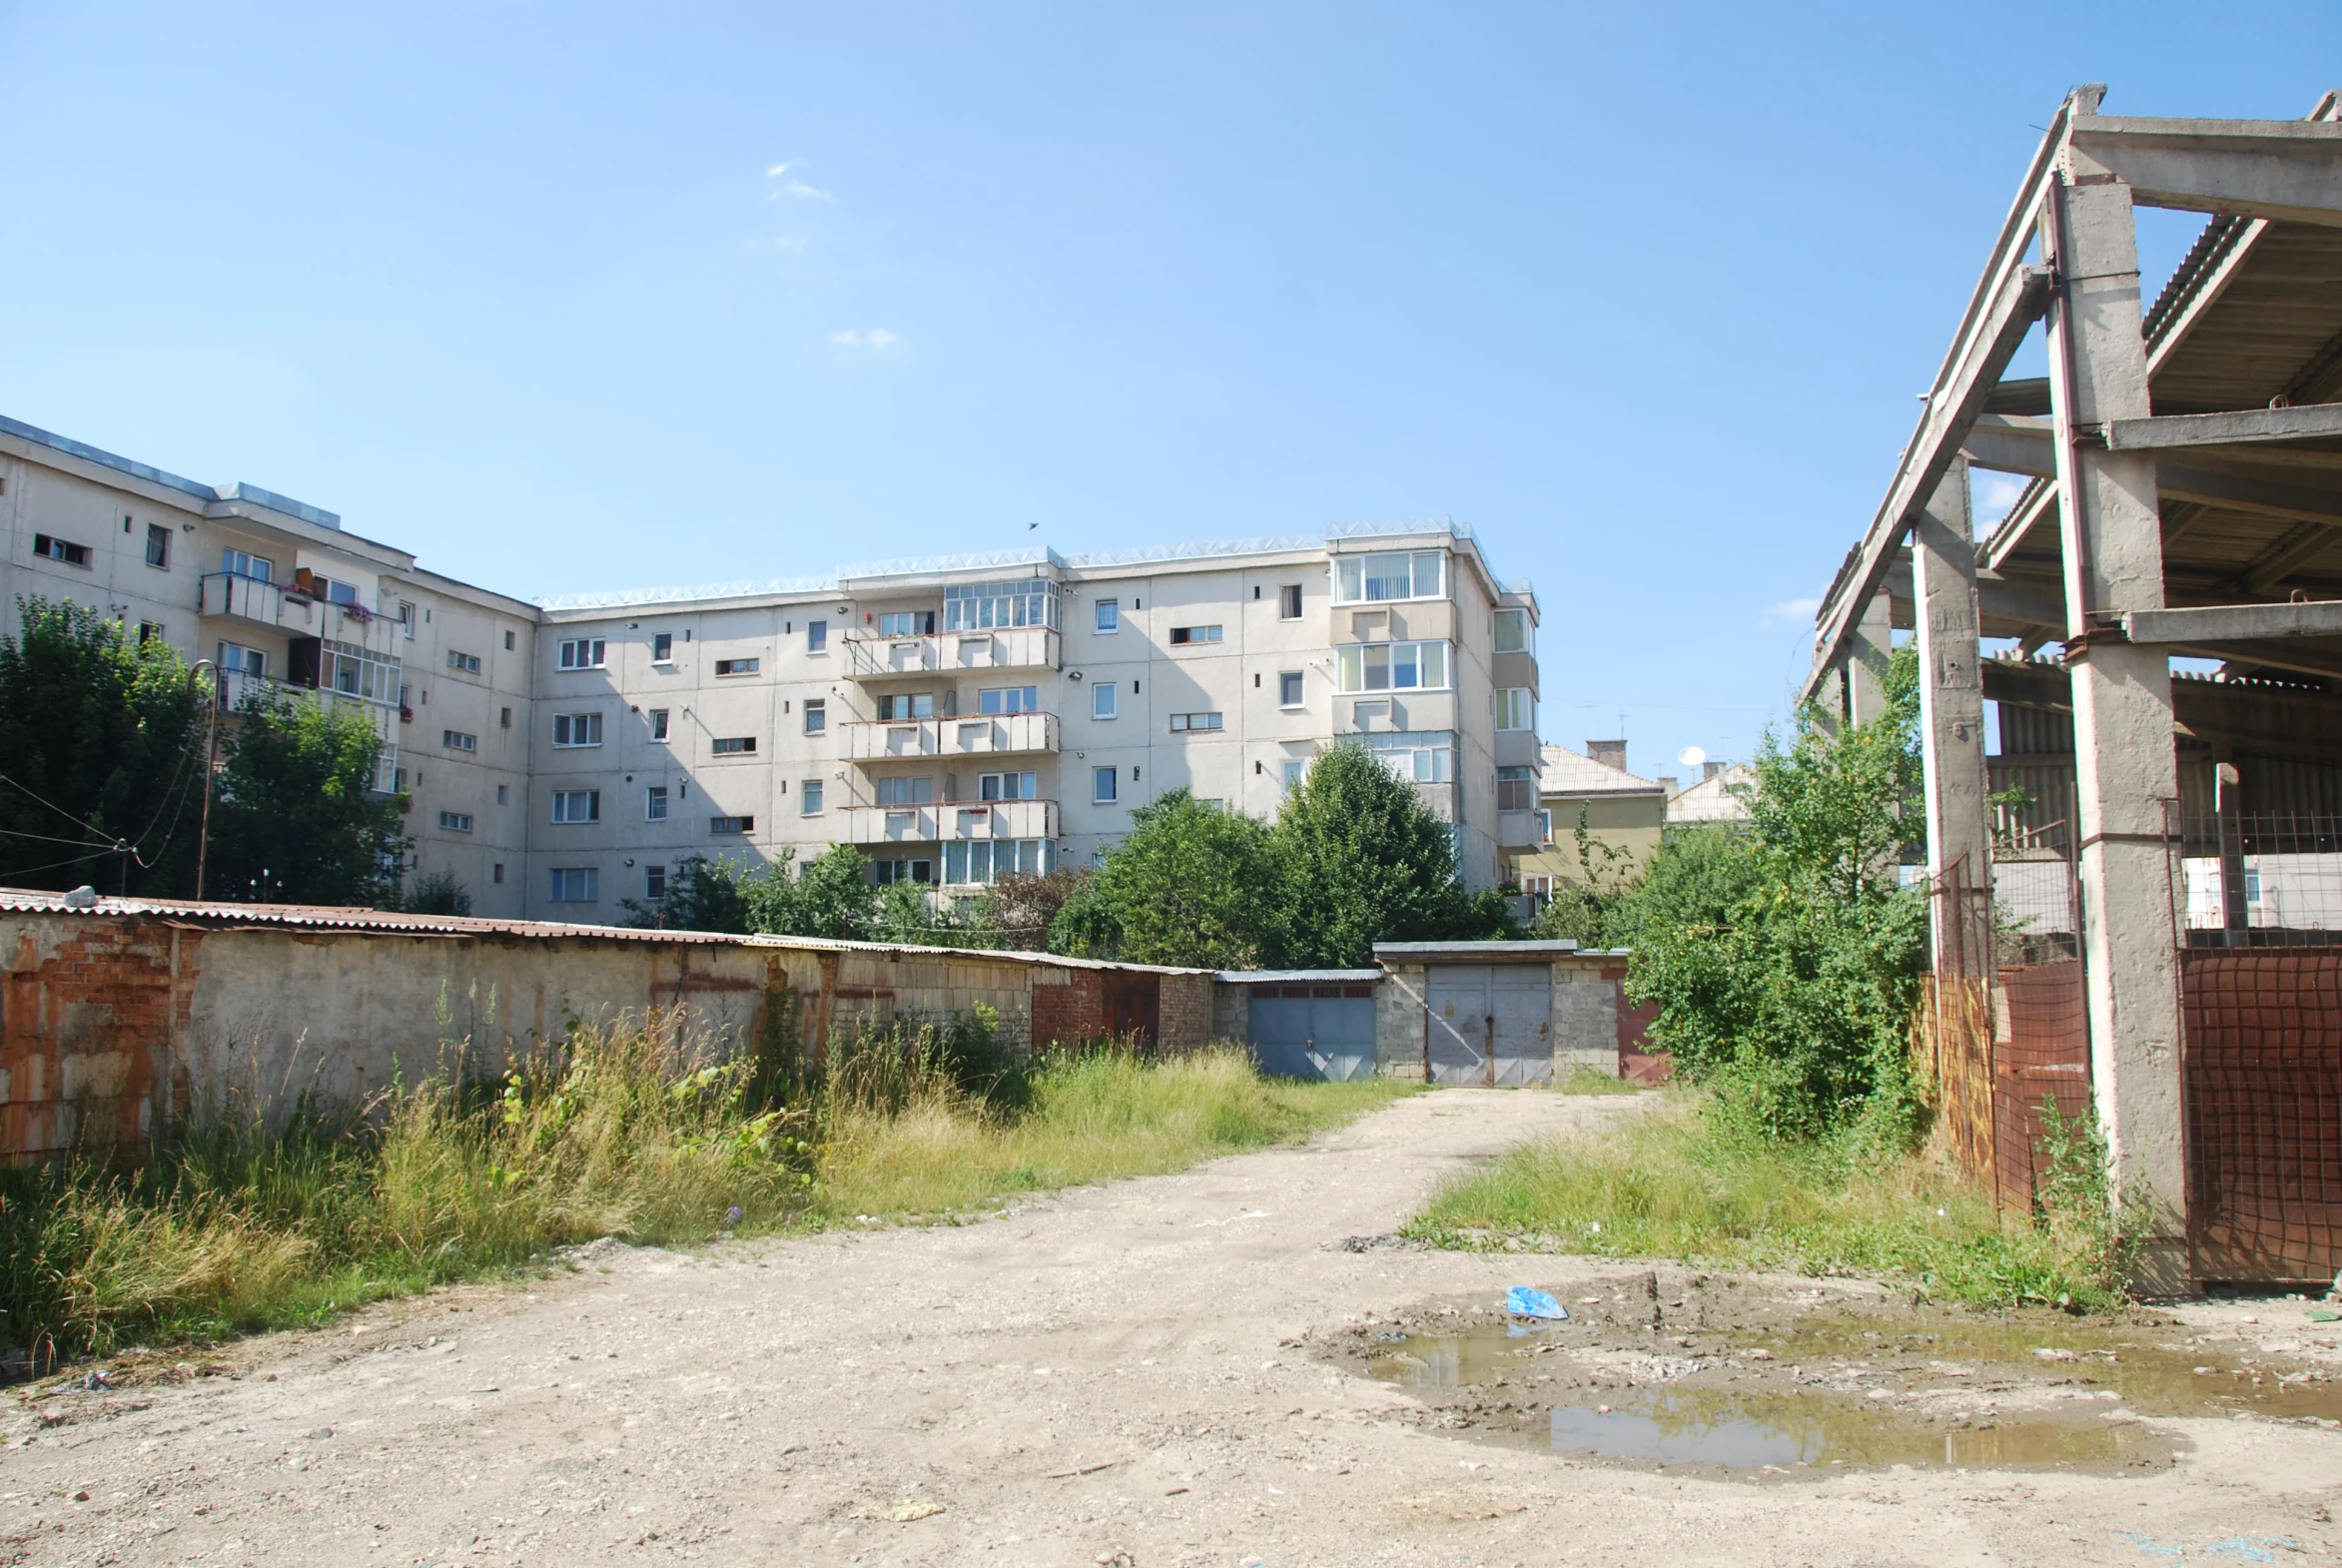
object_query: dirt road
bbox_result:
[6,1089,2337,1566]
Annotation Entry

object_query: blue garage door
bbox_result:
[1249,983,1377,1081]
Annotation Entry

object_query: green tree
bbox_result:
[0,598,210,894]
[1049,789,1278,967]
[207,693,411,906]
[620,853,753,934]
[1619,646,1928,1140]
[973,869,1089,952]
[1529,805,1644,946]
[743,844,880,940]
[1269,743,1515,967]
[399,869,473,916]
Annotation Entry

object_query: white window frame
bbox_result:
[876,776,934,806]
[645,786,669,821]
[1495,688,1535,731]
[651,632,673,663]
[649,709,670,743]
[804,699,827,734]
[1168,712,1222,732]
[1168,624,1222,646]
[711,736,757,755]
[1494,607,1530,653]
[801,779,825,815]
[1278,583,1302,619]
[1094,598,1119,633]
[1093,681,1118,720]
[807,620,828,653]
[1496,764,1537,812]
[441,729,477,752]
[552,711,603,748]
[1093,766,1119,804]
[548,867,599,903]
[1277,670,1304,707]
[1332,551,1444,605]
[1335,640,1450,693]
[551,789,601,824]
[645,864,668,900]
[557,638,606,671]
[437,810,473,833]
[978,685,1039,715]
[446,650,481,674]
[978,771,1037,801]
[713,657,760,677]
[709,814,754,835]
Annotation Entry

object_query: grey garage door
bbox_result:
[1425,965,1552,1087]
[1248,983,1377,1082]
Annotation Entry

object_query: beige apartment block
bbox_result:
[2,415,1542,923]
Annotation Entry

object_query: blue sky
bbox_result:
[2,4,2333,782]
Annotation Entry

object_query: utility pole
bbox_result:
[191,660,221,901]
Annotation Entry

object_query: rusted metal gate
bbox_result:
[1989,961,2092,1212]
[1101,970,1161,1050]
[2182,947,2342,1283]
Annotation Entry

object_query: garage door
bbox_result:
[1249,983,1377,1082]
[1425,965,1552,1087]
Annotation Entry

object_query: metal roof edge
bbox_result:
[1371,939,1583,958]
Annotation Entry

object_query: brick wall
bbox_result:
[1157,973,1213,1055]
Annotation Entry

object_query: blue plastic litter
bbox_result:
[1506,1286,1568,1320]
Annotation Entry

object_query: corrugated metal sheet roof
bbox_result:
[0,889,1212,974]
[1215,969,1382,983]
[1372,939,1583,959]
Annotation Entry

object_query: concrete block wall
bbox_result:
[1372,962,1432,1080]
[1209,981,1248,1046]
[1550,955,1624,1077]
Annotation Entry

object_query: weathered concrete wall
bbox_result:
[1368,951,1642,1083]
[1373,962,1431,1080]
[1550,956,1621,1077]
[0,909,1205,1162]
[1209,981,1248,1045]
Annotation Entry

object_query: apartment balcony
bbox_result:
[216,669,395,738]
[200,572,305,634]
[1495,729,1542,768]
[1498,808,1549,851]
[842,625,1061,680]
[840,798,1058,845]
[840,710,1060,763]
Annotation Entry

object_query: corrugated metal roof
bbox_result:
[1372,939,1582,959]
[0,889,1213,974]
[1215,969,1382,983]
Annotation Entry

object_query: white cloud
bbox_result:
[764,161,796,178]
[1765,596,1822,622]
[829,329,901,351]
[1976,474,2028,524]
[782,179,831,201]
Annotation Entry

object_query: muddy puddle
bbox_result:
[1317,1274,2342,1479]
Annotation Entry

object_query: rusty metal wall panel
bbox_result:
[1990,961,2092,1213]
[2182,947,2342,1282]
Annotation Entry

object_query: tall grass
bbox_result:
[0,1013,1402,1366]
[1406,1092,2132,1309]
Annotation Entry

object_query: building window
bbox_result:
[1095,598,1119,634]
[442,729,478,752]
[1537,808,1554,845]
[219,641,266,676]
[807,620,828,653]
[1333,550,1444,604]
[804,699,827,734]
[645,864,667,900]
[317,576,361,607]
[1365,730,1455,783]
[710,814,753,835]
[711,736,757,755]
[876,776,934,805]
[499,706,512,729]
[1278,583,1302,619]
[1169,712,1222,732]
[645,786,669,821]
[504,629,515,651]
[878,610,935,637]
[548,867,598,903]
[649,708,670,742]
[979,771,1037,801]
[1497,765,1537,812]
[221,548,273,582]
[978,685,1039,715]
[1494,607,1530,653]
[943,578,1059,632]
[1282,758,1307,791]
[496,784,510,805]
[32,534,91,568]
[551,789,601,823]
[1093,766,1118,803]
[714,657,760,676]
[878,692,934,721]
[492,862,505,885]
[557,638,606,670]
[801,779,825,814]
[943,838,1049,886]
[438,810,474,832]
[1093,682,1118,720]
[652,631,673,662]
[1521,873,1554,901]
[1168,624,1221,646]
[552,712,603,747]
[447,650,481,674]
[398,601,416,638]
[1336,640,1449,693]
[1277,670,1304,707]
[870,857,933,886]
[144,523,170,569]
[137,621,165,645]
[1495,687,1534,731]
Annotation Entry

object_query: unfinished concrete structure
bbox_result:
[1807,86,2342,1288]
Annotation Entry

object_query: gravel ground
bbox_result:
[4,1088,2337,1567]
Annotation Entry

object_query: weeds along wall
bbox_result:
[0,899,1213,1163]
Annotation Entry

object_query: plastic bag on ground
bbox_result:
[1506,1285,1568,1320]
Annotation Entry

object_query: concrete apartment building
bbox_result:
[1,414,1542,920]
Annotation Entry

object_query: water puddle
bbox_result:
[1332,1290,2342,1477]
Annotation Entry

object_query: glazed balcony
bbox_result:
[839,798,1058,845]
[840,710,1060,763]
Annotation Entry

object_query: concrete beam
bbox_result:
[1961,413,2058,477]
[1847,588,1894,726]
[2239,523,2341,594]
[2043,155,2192,1293]
[1914,459,1994,978]
[1960,425,2342,532]
[2105,401,2342,452]
[1802,91,2088,704]
[2157,460,2342,530]
[2070,114,2342,227]
[2123,598,2342,643]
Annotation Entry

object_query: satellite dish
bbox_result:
[1677,746,1707,770]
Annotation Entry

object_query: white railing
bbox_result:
[842,636,941,678]
[842,625,1062,679]
[201,572,302,631]
[841,710,1060,762]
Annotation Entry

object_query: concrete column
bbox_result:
[1847,588,1896,726]
[2044,132,2191,1291]
[1915,457,1993,977]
